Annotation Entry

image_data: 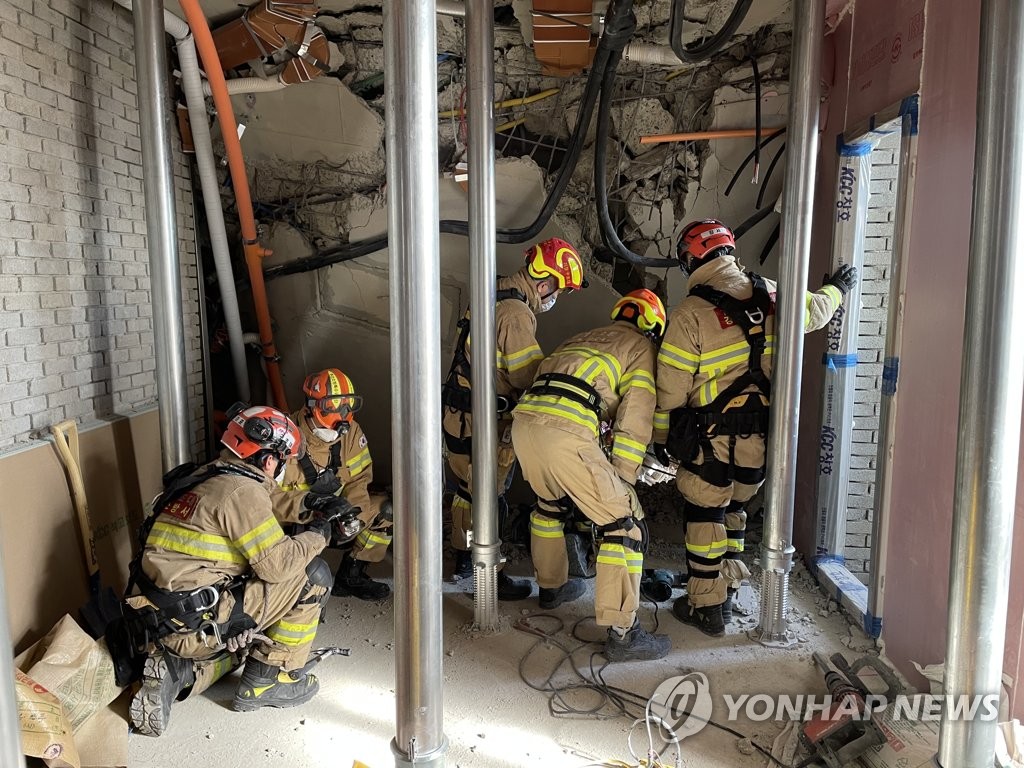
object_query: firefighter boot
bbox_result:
[453,549,472,580]
[129,651,196,737]
[672,597,725,637]
[331,553,390,600]
[721,588,737,624]
[605,620,672,663]
[232,658,320,712]
[538,579,586,609]
[497,571,532,601]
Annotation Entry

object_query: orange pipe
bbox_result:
[639,127,784,145]
[179,0,289,411]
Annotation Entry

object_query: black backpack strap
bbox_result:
[328,441,343,472]
[297,452,320,486]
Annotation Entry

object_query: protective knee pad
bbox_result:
[726,500,745,514]
[297,557,332,608]
[685,502,726,524]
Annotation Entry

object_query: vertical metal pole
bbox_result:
[133,2,191,471]
[468,0,500,629]
[0,539,27,768]
[385,0,446,765]
[937,1,1024,764]
[756,0,823,644]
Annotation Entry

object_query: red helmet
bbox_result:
[677,219,735,263]
[221,404,303,462]
[611,288,667,340]
[524,238,586,291]
[303,368,363,430]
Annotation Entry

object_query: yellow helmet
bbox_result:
[611,288,667,340]
[524,238,587,291]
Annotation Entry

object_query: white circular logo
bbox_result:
[649,672,713,741]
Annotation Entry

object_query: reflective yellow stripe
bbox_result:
[699,379,718,407]
[726,537,744,553]
[530,511,564,539]
[624,549,643,574]
[612,434,646,463]
[620,369,655,395]
[552,346,622,388]
[280,481,310,492]
[504,345,543,372]
[356,529,392,548]
[596,542,627,567]
[811,286,843,329]
[686,539,728,558]
[266,619,318,646]
[346,447,372,475]
[658,342,699,373]
[233,517,285,560]
[515,395,600,434]
[148,521,246,564]
[653,410,671,431]
[451,495,471,511]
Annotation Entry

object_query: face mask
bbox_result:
[538,291,558,313]
[313,427,339,443]
[274,461,286,485]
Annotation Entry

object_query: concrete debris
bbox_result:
[611,97,676,156]
[733,584,758,616]
[722,54,780,84]
[632,0,673,28]
[625,187,674,240]
[736,737,756,756]
[563,101,599,147]
[841,626,876,653]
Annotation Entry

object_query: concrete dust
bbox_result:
[130,522,883,768]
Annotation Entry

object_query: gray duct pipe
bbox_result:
[0,539,26,768]
[133,0,192,470]
[468,0,500,628]
[937,1,1024,765]
[384,0,447,765]
[755,0,823,643]
[114,0,251,403]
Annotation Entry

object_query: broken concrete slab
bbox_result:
[611,97,676,156]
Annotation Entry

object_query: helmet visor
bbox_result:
[311,394,363,419]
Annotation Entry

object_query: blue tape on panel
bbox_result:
[838,141,872,157]
[900,94,920,136]
[864,611,883,638]
[882,356,900,396]
[823,353,859,368]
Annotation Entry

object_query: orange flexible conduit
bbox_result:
[179,0,289,411]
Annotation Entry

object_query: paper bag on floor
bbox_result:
[15,668,80,768]
[15,614,126,768]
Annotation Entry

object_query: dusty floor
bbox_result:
[128,506,879,768]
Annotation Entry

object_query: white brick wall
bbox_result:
[0,0,204,452]
[845,130,901,580]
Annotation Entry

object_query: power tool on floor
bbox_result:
[797,652,902,768]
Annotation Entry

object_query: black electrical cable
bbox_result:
[669,0,754,64]
[733,203,775,240]
[758,221,780,265]
[513,611,795,768]
[265,6,622,281]
[756,141,786,210]
[750,52,761,183]
[594,48,679,269]
[724,127,786,197]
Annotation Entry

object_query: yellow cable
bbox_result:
[438,87,560,118]
[496,117,526,133]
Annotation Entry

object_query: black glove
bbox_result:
[304,495,358,542]
[824,264,858,296]
[653,443,673,467]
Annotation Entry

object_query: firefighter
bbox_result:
[127,405,355,736]
[511,289,672,662]
[276,368,393,601]
[443,237,586,600]
[653,219,858,637]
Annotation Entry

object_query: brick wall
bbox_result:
[0,0,204,453]
[845,129,900,581]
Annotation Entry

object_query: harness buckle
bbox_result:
[745,308,765,325]
[190,585,220,612]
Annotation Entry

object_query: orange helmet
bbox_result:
[221,404,303,462]
[611,288,667,341]
[525,238,587,291]
[302,368,363,431]
[677,219,735,265]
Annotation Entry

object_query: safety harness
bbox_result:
[296,441,343,495]
[106,462,263,686]
[525,372,603,419]
[535,495,647,554]
[667,272,774,489]
[442,285,527,455]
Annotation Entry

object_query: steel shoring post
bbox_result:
[754,0,823,645]
[468,0,500,630]
[385,0,447,766]
[937,1,1024,765]
[132,0,191,470]
[0,540,27,768]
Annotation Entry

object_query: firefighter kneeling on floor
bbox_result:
[117,405,355,736]
[275,368,393,601]
[512,288,672,662]
[653,219,857,637]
